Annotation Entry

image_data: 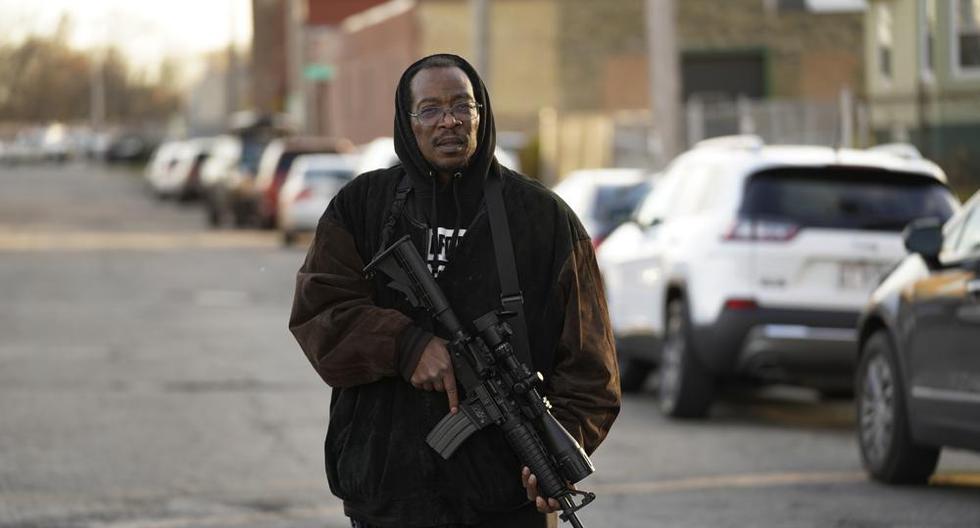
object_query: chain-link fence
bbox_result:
[541,91,980,197]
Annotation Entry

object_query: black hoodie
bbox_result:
[290,54,620,527]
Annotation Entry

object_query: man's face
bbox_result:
[409,66,480,176]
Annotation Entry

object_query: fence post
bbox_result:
[839,87,854,148]
[686,97,704,148]
[538,107,559,186]
[737,95,756,135]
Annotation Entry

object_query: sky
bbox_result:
[0,0,252,78]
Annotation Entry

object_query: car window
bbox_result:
[740,168,957,231]
[276,151,303,174]
[592,181,650,226]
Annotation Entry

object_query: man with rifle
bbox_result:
[289,53,620,528]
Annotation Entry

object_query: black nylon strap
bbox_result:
[378,173,412,252]
[484,169,534,371]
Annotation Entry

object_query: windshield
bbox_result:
[741,168,958,231]
[593,181,651,229]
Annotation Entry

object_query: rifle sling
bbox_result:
[379,169,535,372]
[484,169,535,372]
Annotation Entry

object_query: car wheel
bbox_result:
[856,331,939,484]
[657,297,714,418]
[618,355,652,393]
[205,200,223,228]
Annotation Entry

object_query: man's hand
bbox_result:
[522,466,561,513]
[410,337,459,413]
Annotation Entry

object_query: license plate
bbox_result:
[838,262,889,290]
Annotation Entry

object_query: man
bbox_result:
[289,54,620,528]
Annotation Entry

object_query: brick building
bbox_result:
[250,0,388,130]
[327,0,559,144]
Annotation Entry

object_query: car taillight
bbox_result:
[723,218,799,242]
[293,188,313,202]
[724,298,758,310]
[592,235,606,249]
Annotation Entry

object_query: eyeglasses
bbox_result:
[409,102,482,127]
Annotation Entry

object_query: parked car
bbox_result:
[551,168,653,248]
[200,135,244,226]
[597,136,959,418]
[145,138,211,200]
[249,136,355,229]
[855,190,980,484]
[278,153,357,245]
[201,121,286,228]
[355,137,401,175]
[144,140,183,197]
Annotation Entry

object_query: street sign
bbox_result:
[303,64,335,81]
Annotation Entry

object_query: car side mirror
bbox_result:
[903,218,943,262]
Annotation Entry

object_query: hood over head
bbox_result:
[393,53,498,190]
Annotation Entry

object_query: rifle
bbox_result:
[364,234,596,528]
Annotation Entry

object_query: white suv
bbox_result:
[597,136,959,418]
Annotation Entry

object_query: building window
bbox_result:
[956,0,980,73]
[877,3,894,79]
[920,0,937,79]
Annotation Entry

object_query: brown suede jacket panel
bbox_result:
[545,237,620,455]
[290,220,416,388]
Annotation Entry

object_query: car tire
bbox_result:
[856,331,939,484]
[205,200,223,228]
[657,297,715,418]
[618,355,652,393]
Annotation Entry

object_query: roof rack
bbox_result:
[694,134,764,151]
[867,143,922,160]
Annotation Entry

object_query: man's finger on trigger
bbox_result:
[444,373,459,413]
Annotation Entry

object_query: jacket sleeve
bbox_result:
[545,238,622,455]
[288,210,433,388]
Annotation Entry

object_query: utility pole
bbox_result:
[89,50,106,133]
[645,0,681,168]
[472,0,490,87]
[226,0,240,119]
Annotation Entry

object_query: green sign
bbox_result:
[304,64,335,81]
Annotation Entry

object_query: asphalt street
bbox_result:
[1,163,979,528]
